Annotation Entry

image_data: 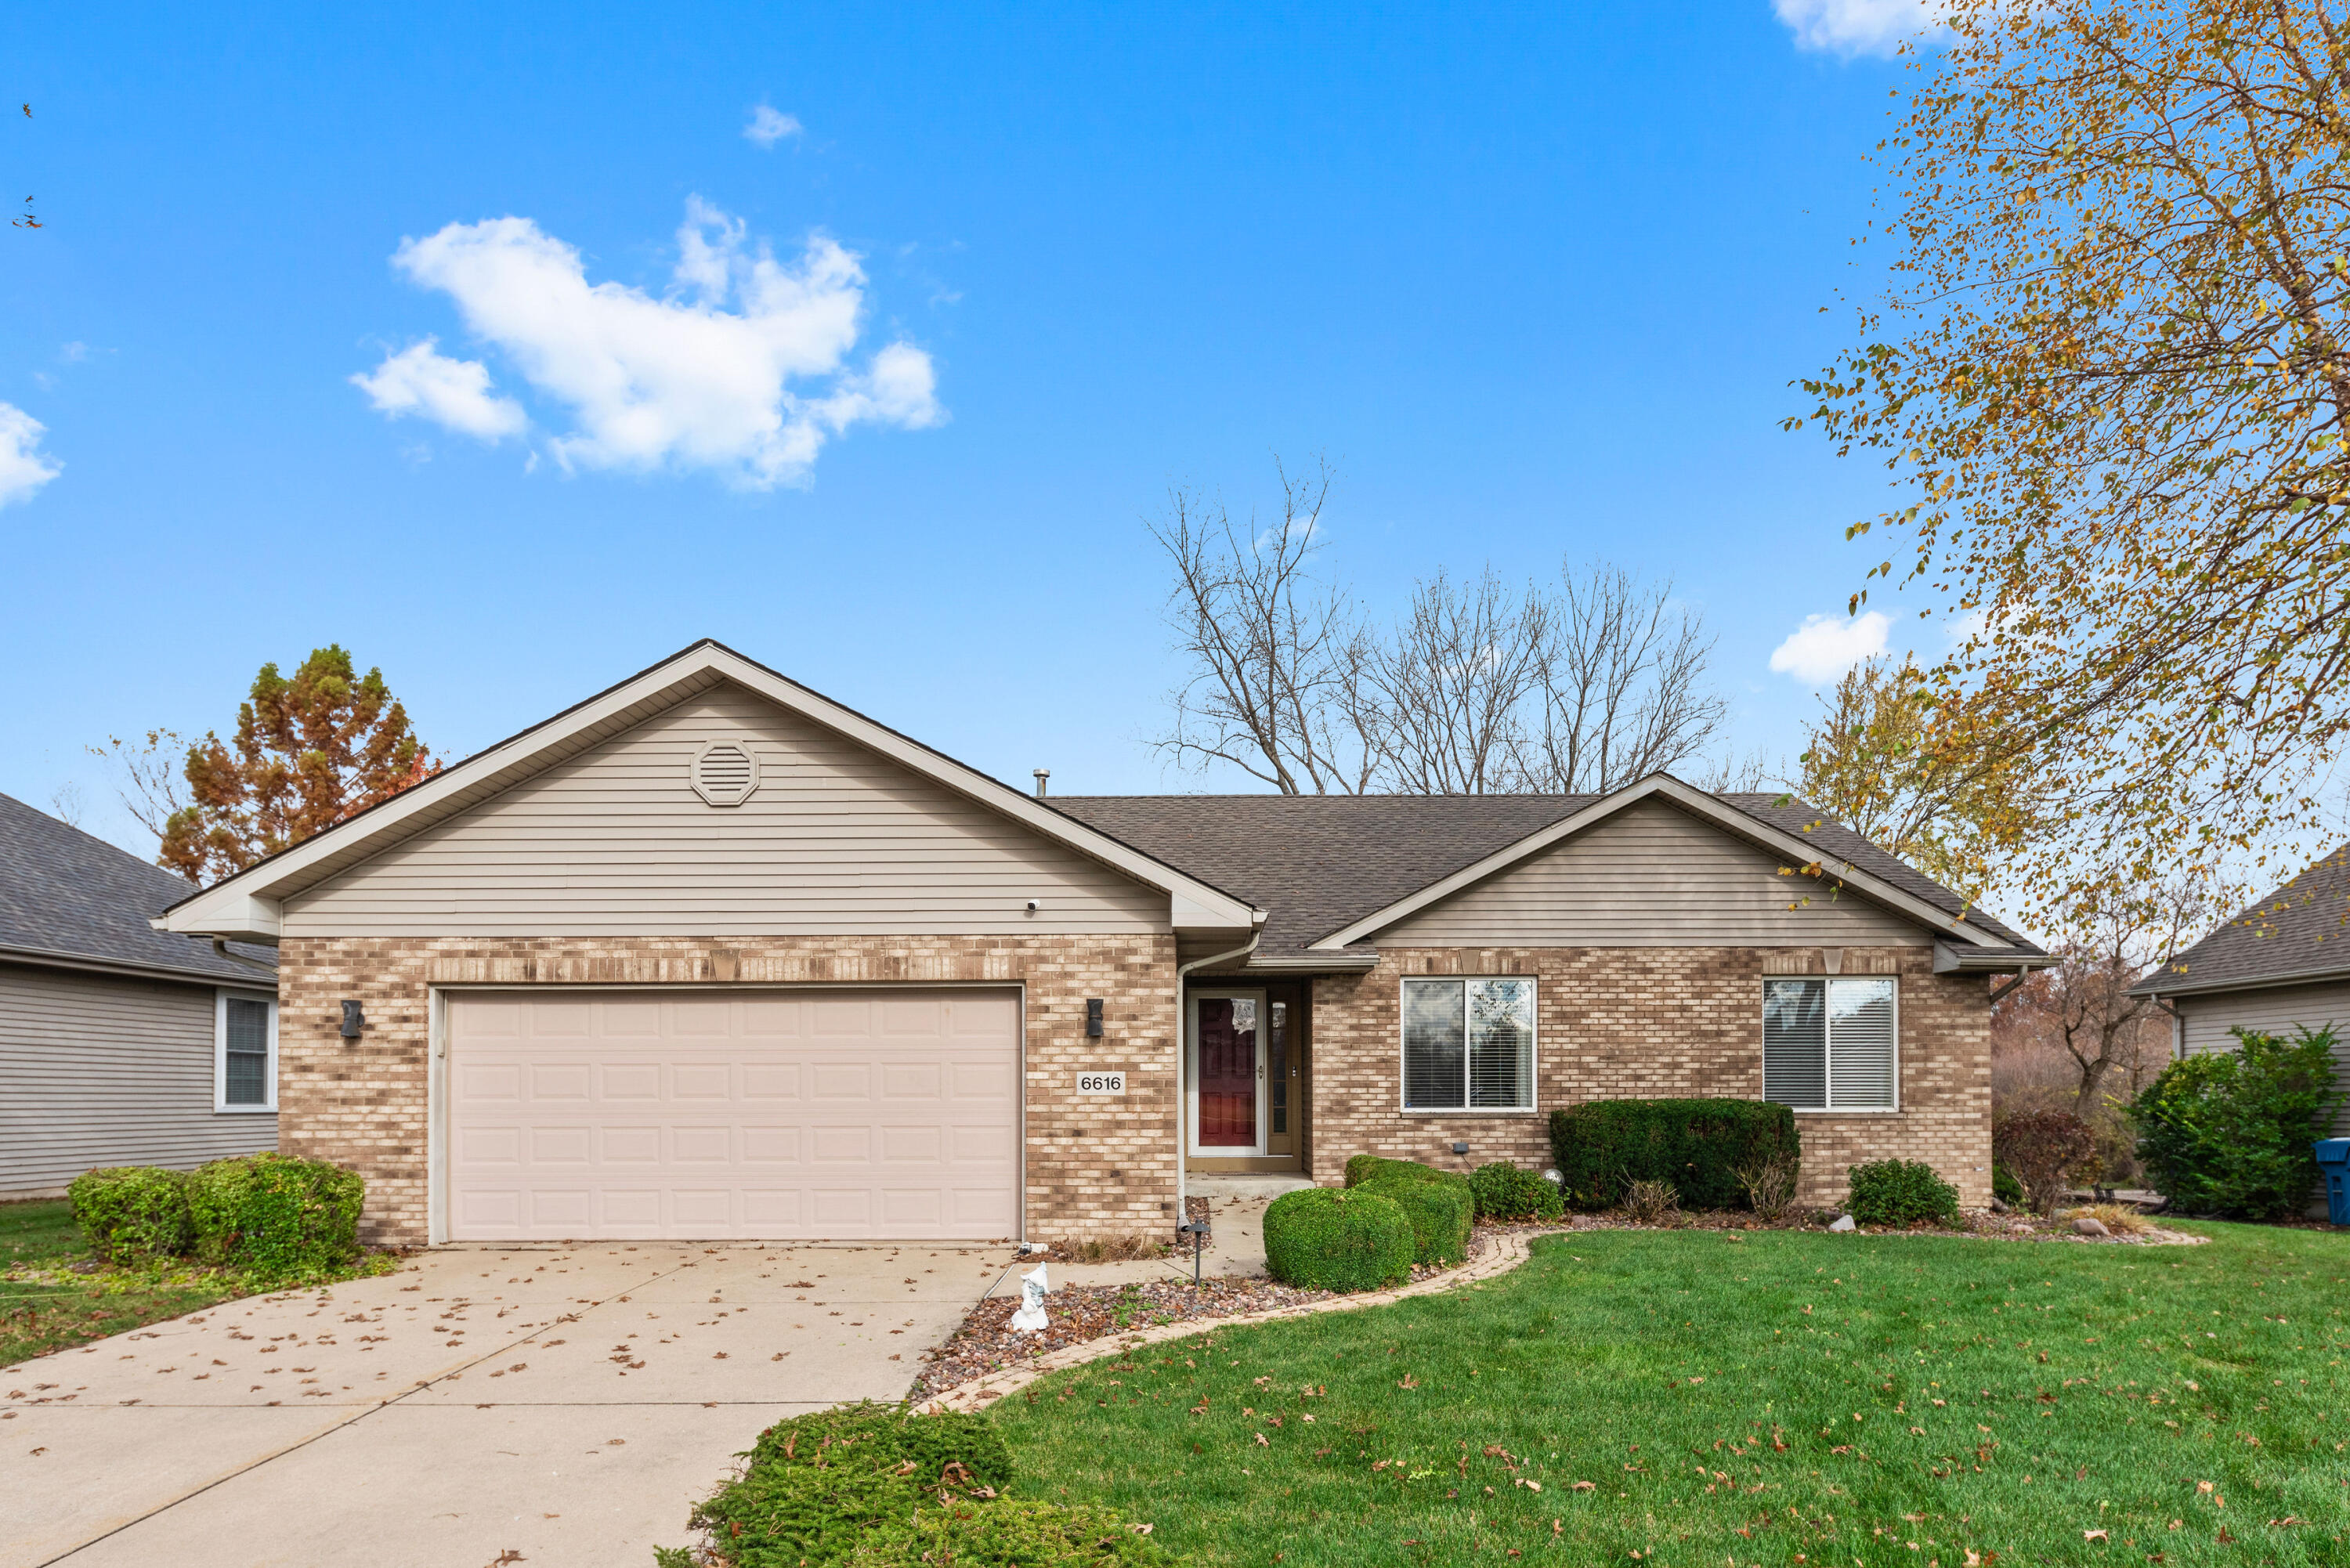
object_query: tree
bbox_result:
[1801,0,2350,930]
[89,728,192,844]
[159,647,439,883]
[1354,567,1553,794]
[1514,564,1726,793]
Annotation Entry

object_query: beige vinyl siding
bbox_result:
[0,962,276,1194]
[1379,797,1927,948]
[283,683,1168,938]
[2174,981,2350,1136]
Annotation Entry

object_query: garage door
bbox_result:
[445,988,1019,1241]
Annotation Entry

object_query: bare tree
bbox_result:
[1151,458,1376,793]
[47,780,85,828]
[1354,568,1550,794]
[88,728,190,850]
[1512,564,1726,793]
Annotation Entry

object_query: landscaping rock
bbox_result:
[1828,1214,1856,1232]
[2073,1216,2111,1237]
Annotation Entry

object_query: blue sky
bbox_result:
[2,2,1944,855]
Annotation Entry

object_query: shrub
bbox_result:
[2130,1025,2345,1219]
[843,1498,1178,1567]
[1354,1172,1472,1264]
[67,1165,193,1261]
[1994,1111,2100,1217]
[1991,1162,2025,1207]
[1549,1099,1799,1211]
[186,1152,364,1275]
[1468,1162,1564,1223]
[1262,1187,1415,1292]
[1343,1154,1469,1194]
[1731,1150,1802,1220]
[744,1400,1012,1487]
[1846,1159,1959,1227]
[1622,1178,1679,1226]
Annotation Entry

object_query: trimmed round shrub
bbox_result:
[1468,1162,1564,1223]
[186,1152,364,1275]
[68,1165,194,1262]
[843,1498,1178,1567]
[1549,1099,1799,1212]
[1845,1159,1958,1227]
[1263,1187,1413,1292]
[1355,1172,1471,1264]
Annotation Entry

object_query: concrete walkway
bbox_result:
[985,1174,1318,1296]
[2,1241,1014,1568]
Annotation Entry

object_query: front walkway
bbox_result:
[4,1241,1013,1568]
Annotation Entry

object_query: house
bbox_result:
[2130,847,2350,1136]
[1,793,280,1198]
[151,641,2043,1247]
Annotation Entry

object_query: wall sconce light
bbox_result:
[340,999,365,1039]
[1085,999,1104,1038]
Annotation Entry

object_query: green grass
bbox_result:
[1,1197,396,1369]
[992,1225,2350,1566]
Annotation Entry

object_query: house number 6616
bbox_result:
[1075,1072,1126,1094]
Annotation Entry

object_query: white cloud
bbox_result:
[744,105,802,147]
[1773,0,1947,55]
[1768,611,1890,683]
[350,338,528,440]
[0,403,61,508]
[375,199,941,487]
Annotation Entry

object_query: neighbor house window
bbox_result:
[1402,977,1535,1111]
[215,991,278,1112]
[1762,977,1896,1111]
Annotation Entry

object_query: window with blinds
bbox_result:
[1401,977,1535,1110]
[216,992,276,1111]
[1762,977,1896,1111]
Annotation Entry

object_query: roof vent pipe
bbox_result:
[1032,769,1050,798]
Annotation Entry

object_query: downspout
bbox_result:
[1172,923,1264,1223]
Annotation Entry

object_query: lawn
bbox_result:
[990,1224,2349,1566]
[2,1198,246,1367]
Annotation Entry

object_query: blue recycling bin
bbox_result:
[2317,1140,2350,1227]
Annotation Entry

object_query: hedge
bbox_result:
[187,1152,365,1275]
[1262,1187,1415,1292]
[1549,1098,1799,1212]
[1354,1172,1471,1265]
[1343,1154,1468,1192]
[68,1165,194,1262]
[1468,1162,1564,1223]
[1846,1159,1958,1227]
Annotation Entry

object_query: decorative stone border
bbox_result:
[918,1229,1536,1414]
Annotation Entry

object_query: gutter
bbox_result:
[1931,938,2053,1006]
[1171,924,1265,1224]
[2127,961,2350,1002]
[0,941,277,990]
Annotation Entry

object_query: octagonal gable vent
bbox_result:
[689,739,761,807]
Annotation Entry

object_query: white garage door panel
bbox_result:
[446,988,1019,1241]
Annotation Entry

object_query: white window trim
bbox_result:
[1762,976,1900,1115]
[1397,974,1541,1115]
[214,988,279,1114]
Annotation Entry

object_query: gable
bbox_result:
[281,681,1167,938]
[1372,797,1930,948]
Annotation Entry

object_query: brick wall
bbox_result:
[275,934,1180,1248]
[1303,945,1993,1208]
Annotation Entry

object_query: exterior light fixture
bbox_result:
[340,999,365,1039]
[1085,999,1104,1038]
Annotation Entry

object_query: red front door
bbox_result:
[1196,996,1259,1148]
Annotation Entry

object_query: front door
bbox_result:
[1189,990,1267,1156]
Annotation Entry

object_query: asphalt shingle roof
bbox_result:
[0,792,277,985]
[1050,789,2034,957]
[2135,846,2350,996]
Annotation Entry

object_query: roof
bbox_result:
[1054,784,2038,960]
[2132,846,2350,999]
[0,792,277,987]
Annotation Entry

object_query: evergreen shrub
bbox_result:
[1354,1172,1471,1264]
[1468,1162,1564,1222]
[1262,1187,1415,1291]
[841,1499,1177,1567]
[67,1165,194,1261]
[1845,1159,1959,1226]
[1548,1099,1799,1211]
[186,1152,364,1275]
[2130,1026,2345,1219]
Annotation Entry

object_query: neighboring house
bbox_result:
[153,641,2044,1248]
[2130,847,2350,1138]
[0,793,280,1198]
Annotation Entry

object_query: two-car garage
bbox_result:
[442,988,1021,1242]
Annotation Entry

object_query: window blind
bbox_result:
[1402,979,1465,1109]
[1762,977,1896,1111]
[1827,978,1896,1108]
[1762,978,1827,1109]
[1403,977,1535,1110]
[1468,979,1535,1107]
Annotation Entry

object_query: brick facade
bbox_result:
[275,934,1180,1249]
[1300,945,1994,1208]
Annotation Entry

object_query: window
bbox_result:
[1401,977,1535,1111]
[1762,977,1896,1111]
[215,991,277,1112]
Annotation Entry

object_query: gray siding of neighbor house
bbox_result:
[0,961,276,1195]
[280,685,1169,938]
[1379,797,1929,948]
[2173,981,2350,1136]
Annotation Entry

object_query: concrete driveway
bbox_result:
[2,1241,1015,1568]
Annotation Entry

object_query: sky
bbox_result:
[2,1,1950,858]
